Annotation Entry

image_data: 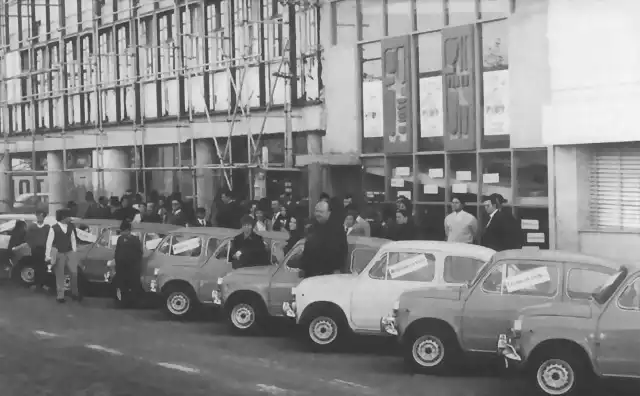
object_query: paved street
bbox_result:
[0,282,634,396]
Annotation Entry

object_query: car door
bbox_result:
[596,276,640,377]
[80,229,115,282]
[266,243,304,315]
[350,250,438,331]
[460,259,560,352]
[196,238,232,303]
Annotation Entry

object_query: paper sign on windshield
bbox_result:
[145,238,162,250]
[0,220,16,233]
[172,238,201,255]
[388,255,430,279]
[504,266,551,293]
[111,235,120,246]
[76,229,97,243]
[0,235,11,249]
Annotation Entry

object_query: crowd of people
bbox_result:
[7,187,524,303]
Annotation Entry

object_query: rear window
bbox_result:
[567,268,614,300]
[444,256,485,284]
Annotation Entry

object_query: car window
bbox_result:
[109,231,142,248]
[444,256,485,284]
[144,232,166,250]
[206,238,219,257]
[482,261,558,296]
[351,248,378,274]
[284,245,304,269]
[170,234,203,257]
[368,254,388,280]
[271,240,287,265]
[618,278,640,310]
[567,268,613,300]
[214,239,230,260]
[387,252,436,282]
[95,230,111,248]
[156,236,172,255]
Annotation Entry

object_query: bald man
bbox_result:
[300,201,348,277]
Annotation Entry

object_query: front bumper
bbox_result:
[282,301,296,319]
[380,314,398,336]
[497,332,523,368]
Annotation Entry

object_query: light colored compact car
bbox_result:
[287,241,496,351]
[153,230,290,320]
[498,265,640,396]
[383,247,621,375]
[215,236,389,335]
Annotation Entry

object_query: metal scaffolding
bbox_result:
[0,0,317,207]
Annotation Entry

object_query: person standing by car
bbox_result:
[481,195,517,251]
[26,210,50,290]
[8,220,31,285]
[388,209,418,241]
[284,216,304,254]
[229,215,269,269]
[113,220,143,303]
[45,209,81,303]
[444,195,478,244]
[300,200,348,277]
[192,207,211,227]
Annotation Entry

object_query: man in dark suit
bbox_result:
[481,195,521,251]
[229,215,268,269]
[193,207,211,227]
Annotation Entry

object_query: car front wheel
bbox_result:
[403,326,460,374]
[227,299,264,334]
[531,349,590,396]
[164,287,195,319]
[303,309,348,352]
[13,262,36,287]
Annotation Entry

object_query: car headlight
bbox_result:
[106,259,115,268]
[153,268,160,276]
[217,277,223,286]
[392,299,400,316]
[513,316,523,332]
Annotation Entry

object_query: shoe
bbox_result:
[56,298,65,303]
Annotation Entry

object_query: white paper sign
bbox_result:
[428,168,444,179]
[0,220,16,233]
[456,171,472,181]
[111,235,120,245]
[395,167,411,177]
[419,77,444,138]
[521,219,539,230]
[389,255,431,279]
[504,266,551,293]
[484,70,510,136]
[0,235,11,249]
[397,191,412,200]
[452,183,468,194]
[76,229,97,243]
[483,173,500,184]
[423,184,439,195]
[527,233,546,244]
[145,238,162,250]
[391,178,405,188]
[173,238,201,255]
[362,80,383,138]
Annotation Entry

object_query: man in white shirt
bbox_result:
[444,195,478,244]
[45,209,81,303]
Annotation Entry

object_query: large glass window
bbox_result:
[417,154,445,202]
[480,151,512,203]
[449,153,478,204]
[417,32,443,151]
[360,42,383,153]
[331,0,358,45]
[389,156,414,202]
[416,0,444,31]
[360,0,384,41]
[362,157,386,203]
[515,150,548,206]
[481,20,509,148]
[295,3,321,102]
[386,0,413,36]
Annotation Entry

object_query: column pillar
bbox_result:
[102,148,132,197]
[307,162,331,217]
[195,139,221,214]
[47,150,66,214]
[0,153,12,213]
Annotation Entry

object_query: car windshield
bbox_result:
[467,256,495,288]
[592,268,628,305]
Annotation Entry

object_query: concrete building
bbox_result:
[2,0,640,262]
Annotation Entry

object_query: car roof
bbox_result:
[170,227,242,238]
[347,236,391,248]
[493,248,624,270]
[0,214,81,222]
[74,219,121,227]
[380,240,496,260]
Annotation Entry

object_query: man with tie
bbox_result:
[193,207,211,227]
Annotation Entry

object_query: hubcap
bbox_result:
[412,335,445,367]
[309,316,338,345]
[20,267,35,283]
[167,292,190,315]
[537,359,575,395]
[230,304,255,329]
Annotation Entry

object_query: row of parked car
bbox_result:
[0,214,638,396]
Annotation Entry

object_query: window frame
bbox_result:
[443,255,486,284]
[565,267,616,301]
[616,277,640,312]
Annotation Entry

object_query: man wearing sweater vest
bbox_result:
[45,209,81,303]
[26,209,50,290]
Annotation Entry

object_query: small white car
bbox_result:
[285,240,496,351]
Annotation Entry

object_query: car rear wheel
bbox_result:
[227,298,265,335]
[16,263,36,287]
[163,285,196,320]
[530,348,591,396]
[403,326,460,374]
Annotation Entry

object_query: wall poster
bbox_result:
[419,77,444,138]
[483,69,510,136]
[362,80,384,138]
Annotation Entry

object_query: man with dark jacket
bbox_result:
[229,215,268,269]
[166,199,187,226]
[113,220,144,299]
[481,195,521,251]
[301,200,348,278]
[216,191,242,229]
[114,196,140,223]
[388,209,418,241]
[192,207,211,227]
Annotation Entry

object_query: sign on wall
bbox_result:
[362,80,384,138]
[382,36,413,153]
[483,69,510,136]
[442,25,476,151]
[419,77,444,138]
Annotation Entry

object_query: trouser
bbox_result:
[54,251,79,299]
[31,247,47,287]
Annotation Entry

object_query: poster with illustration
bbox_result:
[419,77,443,138]
[483,70,509,136]
[362,80,383,138]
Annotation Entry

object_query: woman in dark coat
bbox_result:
[283,216,305,255]
[113,220,143,305]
